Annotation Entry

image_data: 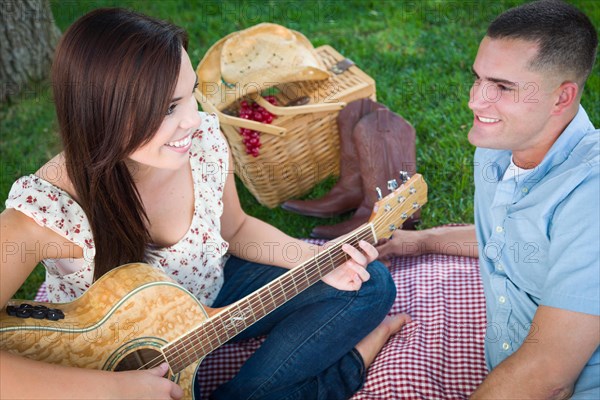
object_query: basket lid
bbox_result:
[196,23,330,109]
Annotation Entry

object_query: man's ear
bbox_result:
[552,81,578,115]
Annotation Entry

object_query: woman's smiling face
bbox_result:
[127,48,201,172]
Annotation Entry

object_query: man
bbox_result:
[377,0,599,398]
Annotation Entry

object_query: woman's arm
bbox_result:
[219,152,321,269]
[1,209,49,306]
[1,352,182,400]
[0,209,183,400]
[219,153,375,291]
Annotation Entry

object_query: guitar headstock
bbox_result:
[368,173,428,241]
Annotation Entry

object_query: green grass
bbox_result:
[2,0,598,299]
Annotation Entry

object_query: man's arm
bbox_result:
[471,305,600,399]
[376,225,478,260]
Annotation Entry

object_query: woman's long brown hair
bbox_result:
[51,8,188,280]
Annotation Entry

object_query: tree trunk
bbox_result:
[0,0,61,103]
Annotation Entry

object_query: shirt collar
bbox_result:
[521,105,595,184]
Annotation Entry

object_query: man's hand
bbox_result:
[376,230,426,265]
[376,225,478,265]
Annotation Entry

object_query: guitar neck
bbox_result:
[163,224,377,374]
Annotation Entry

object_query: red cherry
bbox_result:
[237,99,265,157]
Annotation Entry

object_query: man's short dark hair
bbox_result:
[487,0,598,86]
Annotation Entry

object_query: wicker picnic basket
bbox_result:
[195,45,375,208]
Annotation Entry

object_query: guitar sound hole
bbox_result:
[114,348,164,373]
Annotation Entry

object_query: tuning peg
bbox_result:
[387,179,398,191]
[376,187,383,200]
[399,171,410,183]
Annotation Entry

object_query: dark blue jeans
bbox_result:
[199,256,396,400]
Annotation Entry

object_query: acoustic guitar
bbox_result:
[1,173,427,399]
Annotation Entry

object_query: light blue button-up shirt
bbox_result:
[474,105,599,397]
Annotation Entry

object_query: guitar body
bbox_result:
[0,263,209,399]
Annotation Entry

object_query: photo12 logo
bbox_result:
[470,80,540,104]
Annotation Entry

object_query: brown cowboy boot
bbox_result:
[280,98,387,218]
[311,108,417,239]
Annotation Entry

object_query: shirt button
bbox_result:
[522,187,529,193]
[496,263,504,271]
[496,226,504,233]
[499,296,506,304]
[502,342,510,351]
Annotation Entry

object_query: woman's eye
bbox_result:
[498,84,511,92]
[166,104,177,116]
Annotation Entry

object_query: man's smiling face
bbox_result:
[468,36,563,168]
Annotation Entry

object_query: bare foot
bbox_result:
[355,313,412,368]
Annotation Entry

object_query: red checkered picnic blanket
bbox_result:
[35,253,488,399]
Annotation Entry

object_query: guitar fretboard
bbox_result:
[162,224,376,373]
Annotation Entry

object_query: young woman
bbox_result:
[0,8,408,400]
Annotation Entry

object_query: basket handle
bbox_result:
[252,95,346,115]
[195,90,287,137]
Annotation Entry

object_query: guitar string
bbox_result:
[138,199,421,373]
[161,226,380,370]
[134,228,372,372]
[165,228,374,370]
[148,229,373,373]
[135,185,423,372]
[157,177,424,367]
[174,196,423,361]
[135,194,422,372]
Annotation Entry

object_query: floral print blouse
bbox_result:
[6,112,230,306]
